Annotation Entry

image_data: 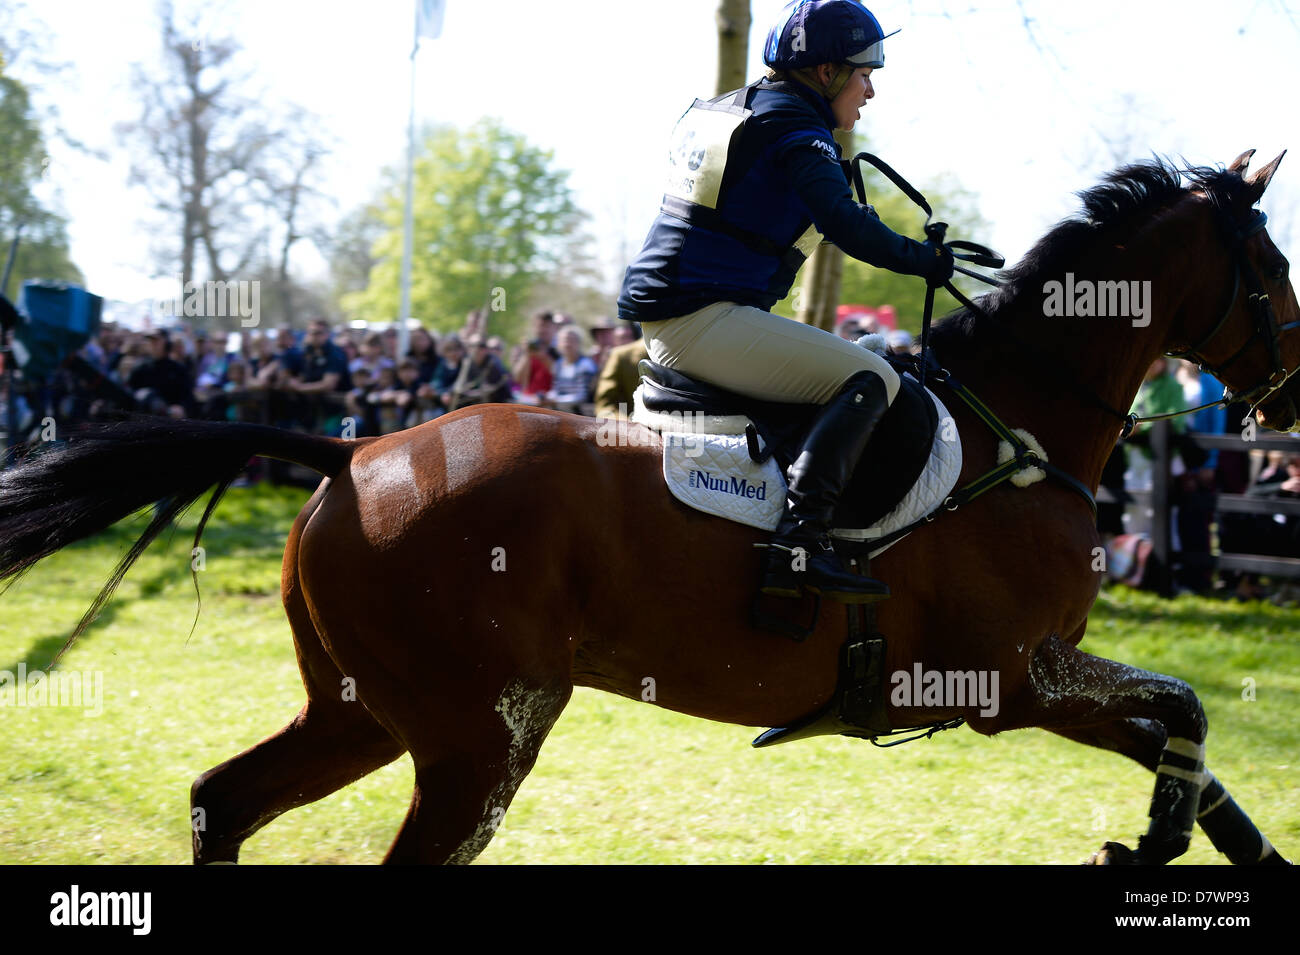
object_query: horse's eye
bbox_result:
[1275,264,1290,283]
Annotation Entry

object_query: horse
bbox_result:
[0,151,1295,865]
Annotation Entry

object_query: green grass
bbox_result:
[0,485,1296,864]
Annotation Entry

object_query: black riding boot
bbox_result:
[760,371,892,603]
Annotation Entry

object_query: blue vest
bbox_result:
[618,79,844,323]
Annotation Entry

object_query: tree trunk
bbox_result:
[796,128,854,331]
[715,0,751,95]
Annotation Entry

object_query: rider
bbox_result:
[617,0,953,603]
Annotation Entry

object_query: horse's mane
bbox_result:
[930,158,1251,349]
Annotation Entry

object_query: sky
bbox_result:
[10,0,1300,316]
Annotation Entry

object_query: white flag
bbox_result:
[417,0,445,41]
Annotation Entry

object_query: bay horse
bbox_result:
[1,152,1296,865]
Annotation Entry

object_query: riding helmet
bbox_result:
[763,0,896,72]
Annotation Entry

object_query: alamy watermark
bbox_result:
[49,885,150,935]
[1043,273,1152,328]
[596,405,714,458]
[152,273,260,327]
[0,663,103,717]
[890,663,1000,718]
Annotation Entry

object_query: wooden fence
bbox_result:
[1120,419,1300,594]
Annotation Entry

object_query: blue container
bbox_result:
[15,281,103,381]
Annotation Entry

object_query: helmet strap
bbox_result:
[823,64,856,100]
[781,64,855,101]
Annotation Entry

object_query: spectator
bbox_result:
[256,327,301,388]
[380,327,401,363]
[546,325,598,413]
[366,365,410,434]
[528,309,559,360]
[426,334,466,417]
[594,329,649,420]
[194,335,230,398]
[218,358,263,424]
[1175,364,1229,592]
[610,323,635,348]
[246,332,279,379]
[282,319,351,437]
[337,335,360,369]
[408,327,441,382]
[351,333,394,379]
[445,334,512,410]
[289,320,351,395]
[1127,358,1189,492]
[346,367,376,433]
[96,323,125,375]
[589,319,619,372]
[128,330,194,417]
[512,338,554,404]
[194,332,225,383]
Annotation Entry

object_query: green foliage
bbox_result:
[0,73,82,295]
[342,119,586,340]
[773,170,990,333]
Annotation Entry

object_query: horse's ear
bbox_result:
[1229,149,1256,174]
[1245,150,1286,204]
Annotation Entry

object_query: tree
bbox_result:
[0,67,82,297]
[341,119,587,340]
[246,104,335,327]
[117,1,271,288]
[715,0,752,95]
[326,200,389,318]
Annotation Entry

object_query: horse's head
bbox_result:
[1174,150,1300,432]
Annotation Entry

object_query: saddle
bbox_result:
[632,353,961,546]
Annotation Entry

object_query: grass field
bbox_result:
[0,484,1296,864]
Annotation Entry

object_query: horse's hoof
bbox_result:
[1085,841,1137,865]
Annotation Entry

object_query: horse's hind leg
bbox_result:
[974,631,1219,865]
[191,484,406,864]
[1053,718,1289,865]
[192,699,405,863]
[385,679,571,865]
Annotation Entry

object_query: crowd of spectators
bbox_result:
[14,303,922,448]
[18,309,650,445]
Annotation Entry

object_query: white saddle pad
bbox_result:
[635,376,963,557]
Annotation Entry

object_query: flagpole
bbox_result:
[398,2,419,363]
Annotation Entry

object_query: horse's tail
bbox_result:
[0,416,358,657]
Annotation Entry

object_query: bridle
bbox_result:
[1161,209,1300,425]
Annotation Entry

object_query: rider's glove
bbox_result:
[923,239,954,288]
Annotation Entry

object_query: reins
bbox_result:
[844,153,1097,525]
[846,154,1295,441]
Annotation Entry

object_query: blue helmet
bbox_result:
[763,0,895,72]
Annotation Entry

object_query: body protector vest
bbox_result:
[618,80,848,323]
[661,84,824,270]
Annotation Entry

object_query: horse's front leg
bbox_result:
[1054,718,1289,865]
[974,631,1211,865]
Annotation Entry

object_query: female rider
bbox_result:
[617,0,952,603]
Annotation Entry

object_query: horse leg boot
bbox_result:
[760,371,891,603]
